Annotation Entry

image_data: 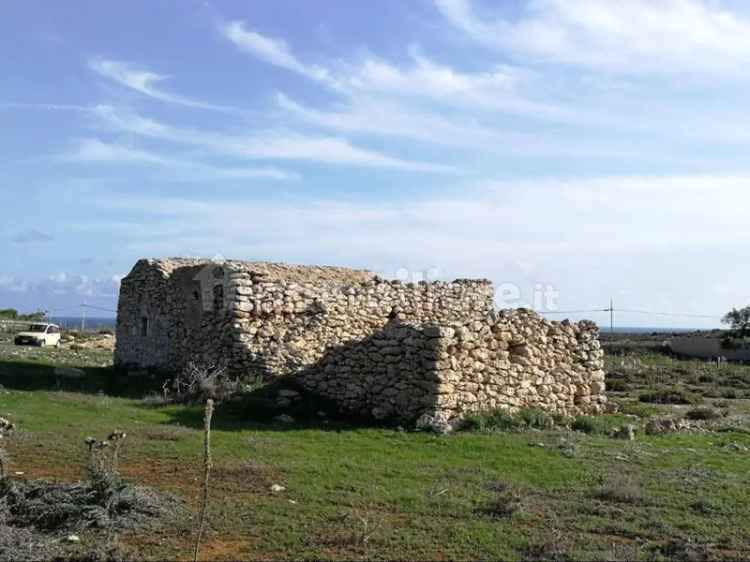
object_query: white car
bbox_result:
[14,323,62,348]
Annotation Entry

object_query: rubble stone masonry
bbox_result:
[116,259,606,423]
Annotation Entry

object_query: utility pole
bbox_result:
[81,304,86,331]
[610,297,615,334]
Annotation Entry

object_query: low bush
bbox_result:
[592,476,644,505]
[462,409,519,432]
[604,379,629,392]
[158,362,262,404]
[618,401,661,418]
[517,408,560,430]
[570,416,600,433]
[684,407,722,421]
[461,407,561,432]
[638,387,702,405]
[477,481,523,519]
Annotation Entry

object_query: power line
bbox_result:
[615,308,721,320]
[539,309,610,315]
[79,304,117,313]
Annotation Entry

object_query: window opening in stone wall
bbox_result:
[140,316,149,337]
[213,284,224,312]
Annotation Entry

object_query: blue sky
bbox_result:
[2,0,750,327]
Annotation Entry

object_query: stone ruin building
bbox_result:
[115,258,607,426]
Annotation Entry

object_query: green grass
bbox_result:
[2,339,750,560]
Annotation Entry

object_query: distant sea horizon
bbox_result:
[48,316,116,330]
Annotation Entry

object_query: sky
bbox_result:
[2,0,750,328]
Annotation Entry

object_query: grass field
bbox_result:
[1,334,750,560]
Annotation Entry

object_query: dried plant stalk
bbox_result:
[193,399,214,562]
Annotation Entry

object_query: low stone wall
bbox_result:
[227,272,495,379]
[299,309,606,424]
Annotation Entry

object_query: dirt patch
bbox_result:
[211,461,284,498]
[121,457,201,500]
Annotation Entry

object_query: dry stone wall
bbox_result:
[298,310,606,425]
[116,259,606,424]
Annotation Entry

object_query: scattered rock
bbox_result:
[415,412,455,435]
[0,417,14,433]
[645,416,690,435]
[66,535,81,543]
[613,424,636,440]
[273,414,295,424]
[270,484,286,493]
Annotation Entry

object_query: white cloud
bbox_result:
[18,170,739,327]
[219,22,571,120]
[95,172,750,286]
[60,137,298,181]
[219,21,331,83]
[436,0,750,76]
[274,93,647,158]
[0,272,120,301]
[92,106,461,174]
[344,48,515,98]
[64,137,166,164]
[89,57,232,110]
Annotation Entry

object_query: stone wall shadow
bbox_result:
[158,319,443,433]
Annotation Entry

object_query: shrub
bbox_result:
[517,408,558,430]
[161,362,261,404]
[690,498,726,516]
[461,407,560,432]
[477,481,523,519]
[593,476,644,505]
[685,407,722,421]
[605,379,629,392]
[619,401,660,418]
[462,409,519,432]
[639,387,702,405]
[571,416,599,434]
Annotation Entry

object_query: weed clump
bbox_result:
[571,416,608,434]
[0,429,180,561]
[153,362,260,404]
[592,475,644,505]
[685,407,723,421]
[639,387,702,405]
[477,481,523,519]
[461,407,561,432]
